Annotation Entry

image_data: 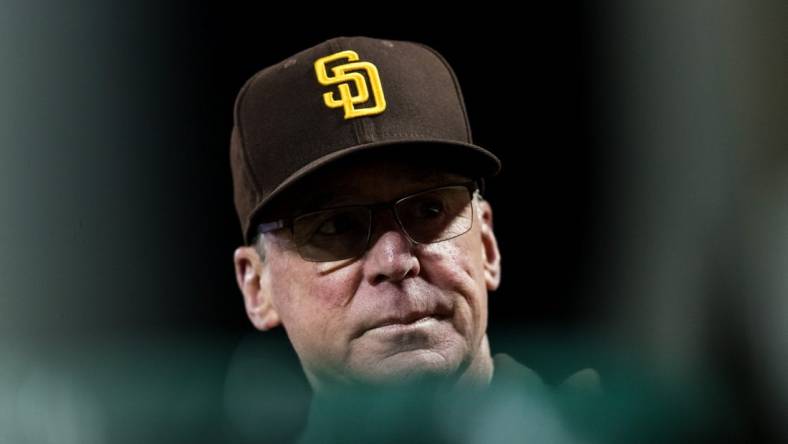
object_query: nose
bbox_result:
[363,210,420,286]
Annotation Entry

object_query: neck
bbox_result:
[455,334,494,389]
[305,337,497,434]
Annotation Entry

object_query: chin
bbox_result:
[354,348,466,386]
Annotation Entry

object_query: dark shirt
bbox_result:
[296,353,587,444]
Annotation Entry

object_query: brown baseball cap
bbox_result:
[230,36,501,244]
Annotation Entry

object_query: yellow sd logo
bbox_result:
[314,50,386,119]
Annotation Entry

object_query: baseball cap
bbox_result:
[230,36,501,244]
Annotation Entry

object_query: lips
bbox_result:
[351,283,454,339]
[372,311,444,329]
[358,303,453,338]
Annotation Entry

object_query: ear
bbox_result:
[477,200,501,291]
[233,246,281,331]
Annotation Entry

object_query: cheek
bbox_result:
[267,255,364,361]
[419,234,488,334]
[277,265,362,320]
[421,230,485,292]
[269,254,358,314]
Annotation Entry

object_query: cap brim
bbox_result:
[244,139,500,243]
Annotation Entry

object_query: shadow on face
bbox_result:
[245,153,499,390]
[255,147,484,225]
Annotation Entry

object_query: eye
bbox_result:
[314,211,360,236]
[414,198,445,219]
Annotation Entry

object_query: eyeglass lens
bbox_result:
[291,185,473,262]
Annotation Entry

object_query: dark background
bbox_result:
[192,5,605,349]
[1,1,785,443]
[194,8,603,351]
[123,3,608,371]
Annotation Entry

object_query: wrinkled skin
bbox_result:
[234,158,501,391]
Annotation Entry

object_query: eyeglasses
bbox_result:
[257,182,478,262]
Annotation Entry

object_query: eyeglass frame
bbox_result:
[255,180,481,262]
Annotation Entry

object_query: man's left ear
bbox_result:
[478,199,501,291]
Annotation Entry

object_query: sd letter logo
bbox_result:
[314,50,386,119]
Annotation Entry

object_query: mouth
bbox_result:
[352,286,455,340]
[374,312,443,329]
[362,311,450,337]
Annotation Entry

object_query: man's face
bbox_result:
[235,158,501,390]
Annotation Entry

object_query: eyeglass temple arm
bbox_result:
[258,220,286,234]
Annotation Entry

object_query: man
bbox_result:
[229,36,595,441]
